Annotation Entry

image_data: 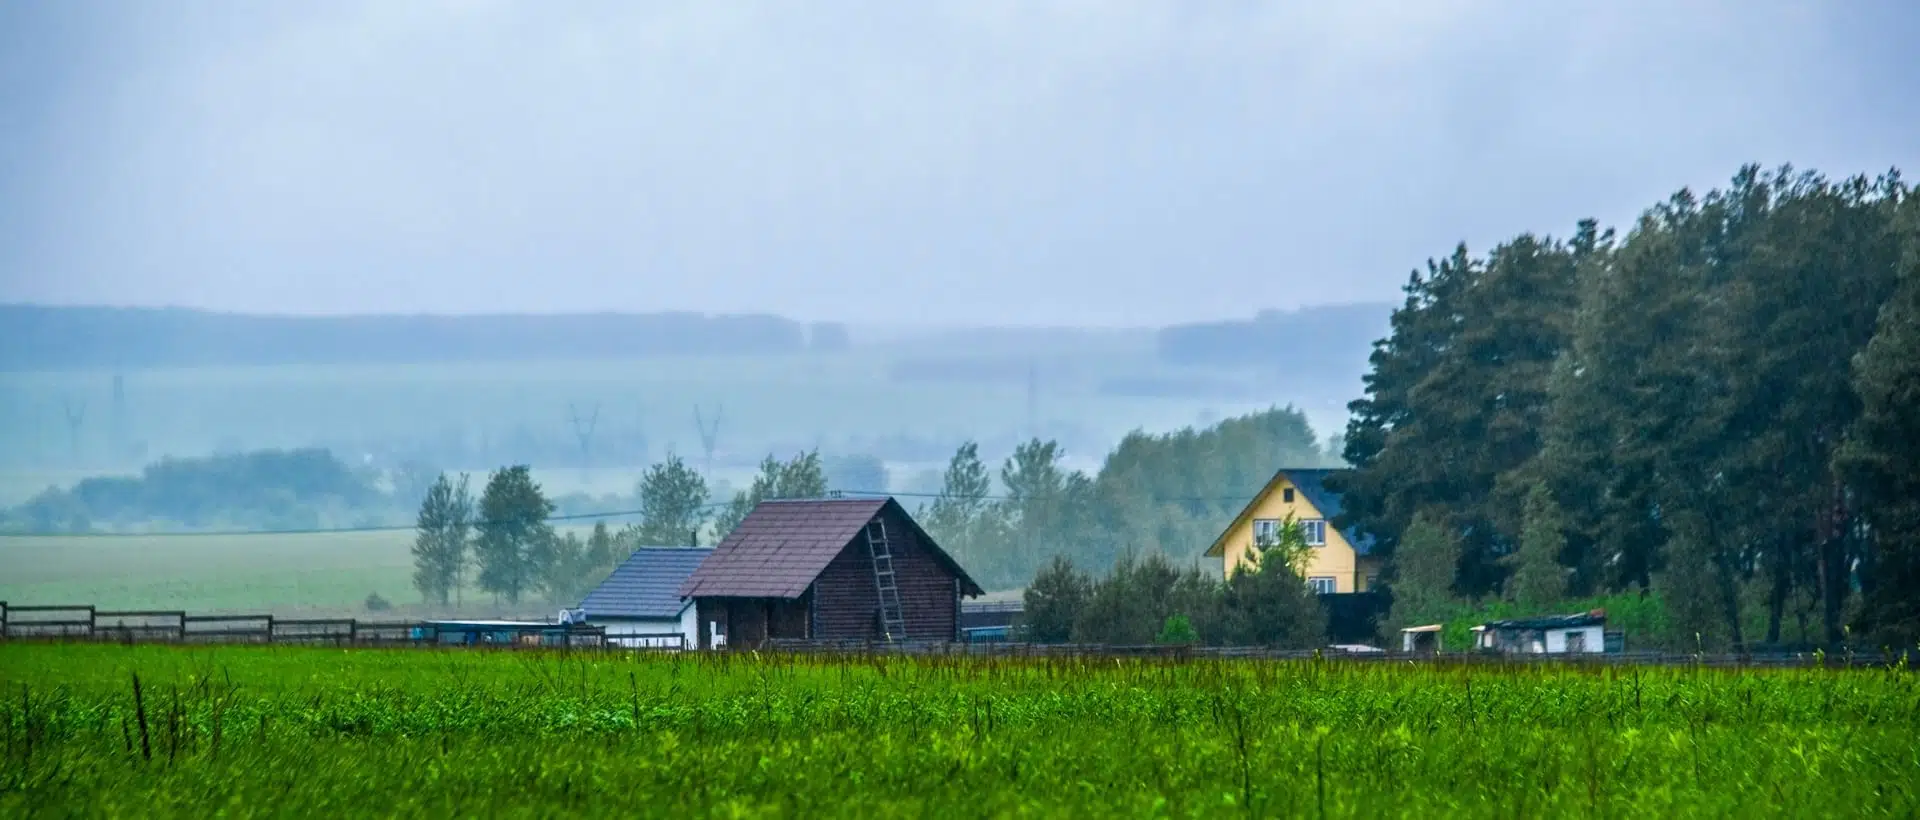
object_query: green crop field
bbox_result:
[2,645,1915,818]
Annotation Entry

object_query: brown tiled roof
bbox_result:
[678,496,983,599]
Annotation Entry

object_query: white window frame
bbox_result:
[1307,576,1337,595]
[1300,518,1327,547]
[1252,518,1280,545]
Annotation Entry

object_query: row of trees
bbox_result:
[411,466,621,607]
[1022,514,1327,647]
[920,407,1340,589]
[1338,163,1920,649]
[408,403,1342,608]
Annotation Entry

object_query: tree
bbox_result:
[1656,513,1727,651]
[1073,551,1186,645]
[473,465,555,606]
[410,472,473,606]
[538,522,618,605]
[1504,485,1568,611]
[997,439,1092,588]
[1021,555,1090,643]
[1215,514,1325,648]
[1836,197,1920,646]
[712,451,828,537]
[921,441,1004,579]
[632,453,710,547]
[1384,512,1460,632]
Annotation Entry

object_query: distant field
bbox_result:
[0,529,576,617]
[0,525,1024,616]
[0,346,1351,496]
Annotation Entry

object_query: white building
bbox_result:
[1470,610,1608,654]
[576,547,713,649]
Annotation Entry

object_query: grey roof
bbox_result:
[1280,468,1377,556]
[1478,611,1607,631]
[578,547,713,619]
[678,496,984,599]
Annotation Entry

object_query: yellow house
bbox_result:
[1205,468,1383,594]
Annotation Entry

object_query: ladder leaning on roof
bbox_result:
[864,517,908,642]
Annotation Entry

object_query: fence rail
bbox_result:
[0,600,612,650]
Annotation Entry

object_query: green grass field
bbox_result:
[0,530,556,618]
[1,645,1914,817]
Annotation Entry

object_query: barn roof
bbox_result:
[1474,610,1607,631]
[677,496,984,599]
[578,547,713,619]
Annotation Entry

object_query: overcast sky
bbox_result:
[1,1,1914,326]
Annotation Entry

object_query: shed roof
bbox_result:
[1475,610,1607,631]
[578,546,714,619]
[1204,468,1377,557]
[678,496,984,599]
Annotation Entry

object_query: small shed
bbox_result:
[1471,609,1607,654]
[1400,624,1445,654]
[677,496,985,649]
[577,547,713,649]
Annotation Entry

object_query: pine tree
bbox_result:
[921,441,1000,578]
[1504,484,1568,611]
[473,465,555,606]
[1836,194,1920,646]
[1021,555,1089,643]
[410,472,472,606]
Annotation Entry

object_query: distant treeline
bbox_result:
[0,306,851,370]
[1155,303,1392,374]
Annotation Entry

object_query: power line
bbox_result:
[0,487,1269,539]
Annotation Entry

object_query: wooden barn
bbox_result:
[676,496,984,649]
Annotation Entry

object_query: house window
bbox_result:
[1282,488,1295,503]
[1300,519,1327,546]
[1252,518,1280,545]
[1307,577,1337,595]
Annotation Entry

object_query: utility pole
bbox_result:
[694,403,723,479]
[63,398,86,464]
[568,402,600,479]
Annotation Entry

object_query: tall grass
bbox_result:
[2,644,1916,817]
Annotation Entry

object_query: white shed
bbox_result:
[576,547,713,649]
[1471,610,1607,654]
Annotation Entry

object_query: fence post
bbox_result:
[1,600,8,639]
[86,604,97,639]
[349,619,359,645]
[265,614,275,644]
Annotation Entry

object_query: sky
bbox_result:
[1,1,1915,327]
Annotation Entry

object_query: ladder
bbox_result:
[864,517,907,642]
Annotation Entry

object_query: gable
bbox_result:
[678,497,984,599]
[1205,468,1374,557]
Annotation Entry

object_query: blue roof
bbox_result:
[1277,469,1376,556]
[578,547,713,619]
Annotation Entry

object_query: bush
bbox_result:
[364,592,392,612]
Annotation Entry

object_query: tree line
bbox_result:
[1334,163,1920,650]
[1018,513,1327,648]
[406,405,1344,610]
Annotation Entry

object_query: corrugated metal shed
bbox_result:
[678,497,983,599]
[579,547,713,619]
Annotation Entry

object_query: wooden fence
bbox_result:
[0,601,611,649]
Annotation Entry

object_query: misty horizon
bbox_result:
[5,2,1916,325]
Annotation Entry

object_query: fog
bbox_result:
[3,0,1914,325]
